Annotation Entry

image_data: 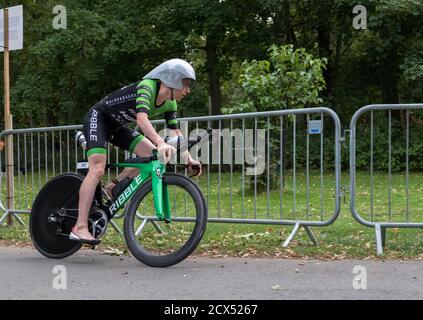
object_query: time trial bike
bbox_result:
[29,131,209,267]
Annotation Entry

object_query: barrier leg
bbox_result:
[11,213,26,227]
[0,211,26,227]
[282,222,300,248]
[375,223,384,256]
[303,226,318,245]
[0,211,9,225]
[381,226,387,247]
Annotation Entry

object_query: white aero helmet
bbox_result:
[143,58,196,90]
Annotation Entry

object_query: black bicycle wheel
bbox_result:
[124,173,207,267]
[29,173,83,259]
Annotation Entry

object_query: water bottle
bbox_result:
[75,131,87,150]
[112,177,133,199]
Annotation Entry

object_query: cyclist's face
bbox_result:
[173,79,193,101]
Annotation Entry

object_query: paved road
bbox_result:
[0,247,422,300]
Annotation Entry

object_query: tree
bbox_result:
[147,0,274,116]
[224,44,327,191]
[228,44,326,113]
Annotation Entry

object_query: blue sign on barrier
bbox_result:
[308,120,323,134]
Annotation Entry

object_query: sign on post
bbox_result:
[1,5,23,226]
[0,5,23,52]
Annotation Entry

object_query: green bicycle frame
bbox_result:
[108,153,171,222]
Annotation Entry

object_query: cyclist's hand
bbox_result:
[186,157,202,177]
[157,141,176,163]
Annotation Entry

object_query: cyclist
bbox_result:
[70,59,202,245]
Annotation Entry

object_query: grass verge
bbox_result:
[1,171,423,260]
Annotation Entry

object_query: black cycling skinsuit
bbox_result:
[82,79,179,157]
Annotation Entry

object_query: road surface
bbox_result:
[0,246,422,300]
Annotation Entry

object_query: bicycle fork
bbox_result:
[151,162,171,223]
[109,160,171,223]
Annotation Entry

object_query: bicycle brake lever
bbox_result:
[186,164,202,178]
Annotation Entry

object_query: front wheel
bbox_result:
[124,173,207,267]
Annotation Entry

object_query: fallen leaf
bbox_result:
[103,247,125,256]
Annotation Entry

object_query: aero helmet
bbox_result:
[143,59,196,90]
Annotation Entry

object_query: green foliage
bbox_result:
[223,44,326,114]
[400,39,423,102]
[0,0,422,175]
[222,44,326,191]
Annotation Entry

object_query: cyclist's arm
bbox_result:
[135,81,165,146]
[164,111,179,131]
[162,104,188,156]
[136,113,164,146]
[168,128,194,163]
[162,113,198,163]
[162,112,186,157]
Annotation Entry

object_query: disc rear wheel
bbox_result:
[29,173,83,259]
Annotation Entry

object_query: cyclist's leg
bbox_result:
[104,136,156,196]
[132,136,156,157]
[75,153,106,240]
[74,107,108,241]
[106,127,155,186]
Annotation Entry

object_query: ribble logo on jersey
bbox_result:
[90,109,98,141]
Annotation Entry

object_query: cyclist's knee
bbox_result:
[87,154,106,180]
[89,165,105,179]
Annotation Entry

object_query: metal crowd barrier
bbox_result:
[0,108,342,247]
[350,104,423,255]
